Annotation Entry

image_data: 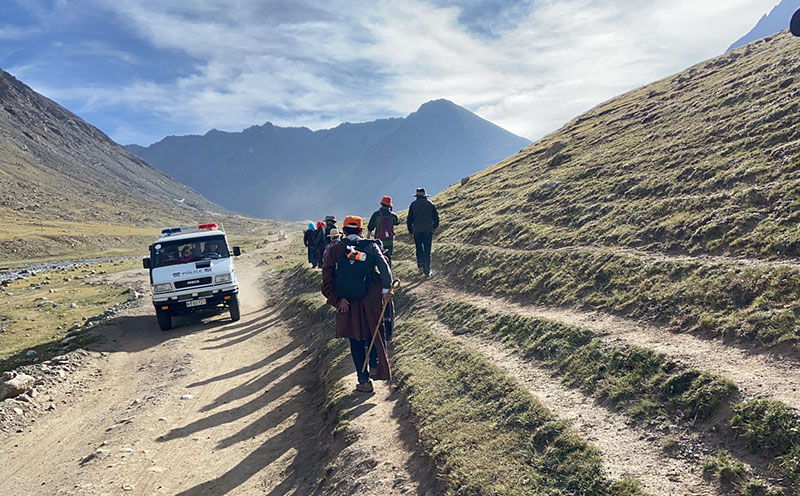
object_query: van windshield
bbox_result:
[151,235,230,268]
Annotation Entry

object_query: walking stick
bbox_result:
[362,279,401,373]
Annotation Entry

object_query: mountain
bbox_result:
[0,67,250,260]
[127,99,530,220]
[0,67,229,222]
[728,0,800,51]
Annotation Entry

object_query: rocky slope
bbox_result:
[127,99,530,220]
[0,67,229,225]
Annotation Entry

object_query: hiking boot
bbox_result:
[356,381,374,393]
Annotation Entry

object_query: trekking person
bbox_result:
[303,222,317,267]
[322,215,394,393]
[407,187,439,277]
[314,221,326,268]
[322,227,341,262]
[323,215,338,242]
[367,196,400,265]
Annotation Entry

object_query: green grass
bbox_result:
[0,259,140,369]
[431,296,800,493]
[392,315,644,495]
[433,299,737,423]
[731,400,800,490]
[427,242,800,350]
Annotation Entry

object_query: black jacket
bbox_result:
[407,197,439,235]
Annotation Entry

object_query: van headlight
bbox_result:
[215,274,232,284]
[153,283,172,294]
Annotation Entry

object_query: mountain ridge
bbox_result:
[728,0,800,51]
[127,99,530,220]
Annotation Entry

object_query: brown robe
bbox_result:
[321,241,391,381]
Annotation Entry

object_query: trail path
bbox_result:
[417,273,800,409]
[0,241,433,495]
[406,280,719,495]
[444,241,800,270]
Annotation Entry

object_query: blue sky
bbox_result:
[0,0,783,145]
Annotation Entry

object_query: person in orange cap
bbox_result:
[321,215,394,393]
[367,195,400,265]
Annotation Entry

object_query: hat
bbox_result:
[328,228,341,239]
[307,222,315,230]
[415,187,427,197]
[380,196,393,207]
[343,215,362,229]
[324,215,336,223]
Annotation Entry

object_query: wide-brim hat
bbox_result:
[328,228,341,239]
[380,195,393,207]
[343,215,362,229]
[415,187,427,197]
[324,215,336,222]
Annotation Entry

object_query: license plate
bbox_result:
[186,298,206,308]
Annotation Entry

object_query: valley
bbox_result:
[1,7,799,496]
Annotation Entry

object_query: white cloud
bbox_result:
[45,0,785,143]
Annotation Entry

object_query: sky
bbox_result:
[0,0,784,146]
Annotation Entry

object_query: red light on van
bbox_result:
[198,223,218,230]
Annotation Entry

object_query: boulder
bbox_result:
[0,372,35,400]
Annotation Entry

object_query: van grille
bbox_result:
[174,277,212,289]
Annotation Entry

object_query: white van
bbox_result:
[142,223,241,330]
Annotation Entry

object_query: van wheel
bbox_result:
[229,295,241,322]
[156,308,172,331]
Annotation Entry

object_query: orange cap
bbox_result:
[380,196,393,207]
[343,215,362,229]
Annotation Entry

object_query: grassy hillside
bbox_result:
[426,32,800,352]
[438,33,799,259]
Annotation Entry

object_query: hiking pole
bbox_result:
[362,279,401,373]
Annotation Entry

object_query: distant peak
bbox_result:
[417,99,460,111]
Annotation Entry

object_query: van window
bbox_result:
[151,235,230,268]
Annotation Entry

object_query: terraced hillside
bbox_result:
[387,32,800,495]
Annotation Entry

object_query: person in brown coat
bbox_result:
[322,215,394,392]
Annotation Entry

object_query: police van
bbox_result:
[142,223,241,330]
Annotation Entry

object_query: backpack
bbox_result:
[375,213,395,241]
[334,239,376,301]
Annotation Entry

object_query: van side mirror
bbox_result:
[142,257,151,269]
[233,246,241,257]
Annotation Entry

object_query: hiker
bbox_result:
[322,215,394,393]
[407,187,439,277]
[323,215,338,242]
[303,222,317,267]
[322,227,341,262]
[314,221,326,268]
[367,196,400,265]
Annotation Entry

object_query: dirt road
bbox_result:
[0,241,437,495]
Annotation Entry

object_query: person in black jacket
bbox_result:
[406,187,439,277]
[303,222,318,267]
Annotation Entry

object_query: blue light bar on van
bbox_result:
[160,224,219,236]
